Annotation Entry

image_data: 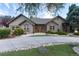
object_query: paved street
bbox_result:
[0,35,79,52]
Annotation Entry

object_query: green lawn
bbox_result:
[0,44,78,56]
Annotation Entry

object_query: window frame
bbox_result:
[50,26,55,31]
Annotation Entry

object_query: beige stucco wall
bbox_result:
[20,22,33,33]
[53,18,65,31]
[47,18,65,32]
[47,22,58,32]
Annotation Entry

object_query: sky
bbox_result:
[0,3,74,18]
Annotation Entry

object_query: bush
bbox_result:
[46,31,56,34]
[0,28,10,38]
[12,28,24,36]
[57,32,68,35]
[47,31,68,35]
[74,32,79,35]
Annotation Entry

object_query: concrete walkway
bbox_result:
[0,34,79,52]
[73,47,79,55]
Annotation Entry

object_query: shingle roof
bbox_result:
[31,18,54,24]
[8,14,65,25]
[31,16,65,24]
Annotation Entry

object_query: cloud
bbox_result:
[0,12,6,16]
[42,11,54,18]
[37,10,54,18]
[4,4,10,9]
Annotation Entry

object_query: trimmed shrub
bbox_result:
[46,31,68,35]
[12,28,24,36]
[57,32,68,35]
[46,31,56,34]
[0,28,10,38]
[47,31,60,34]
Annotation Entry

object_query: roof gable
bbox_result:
[46,16,65,24]
[8,14,35,25]
[8,14,23,24]
[53,16,65,21]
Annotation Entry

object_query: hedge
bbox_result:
[47,31,68,35]
[0,28,10,38]
[57,32,68,35]
[46,31,57,34]
[74,32,79,35]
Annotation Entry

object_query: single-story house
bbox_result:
[8,14,65,33]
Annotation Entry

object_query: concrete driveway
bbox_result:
[0,35,79,52]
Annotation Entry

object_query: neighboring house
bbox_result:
[0,16,13,28]
[8,14,65,33]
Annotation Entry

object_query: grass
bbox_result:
[0,44,78,56]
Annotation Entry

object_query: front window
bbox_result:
[50,26,55,31]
